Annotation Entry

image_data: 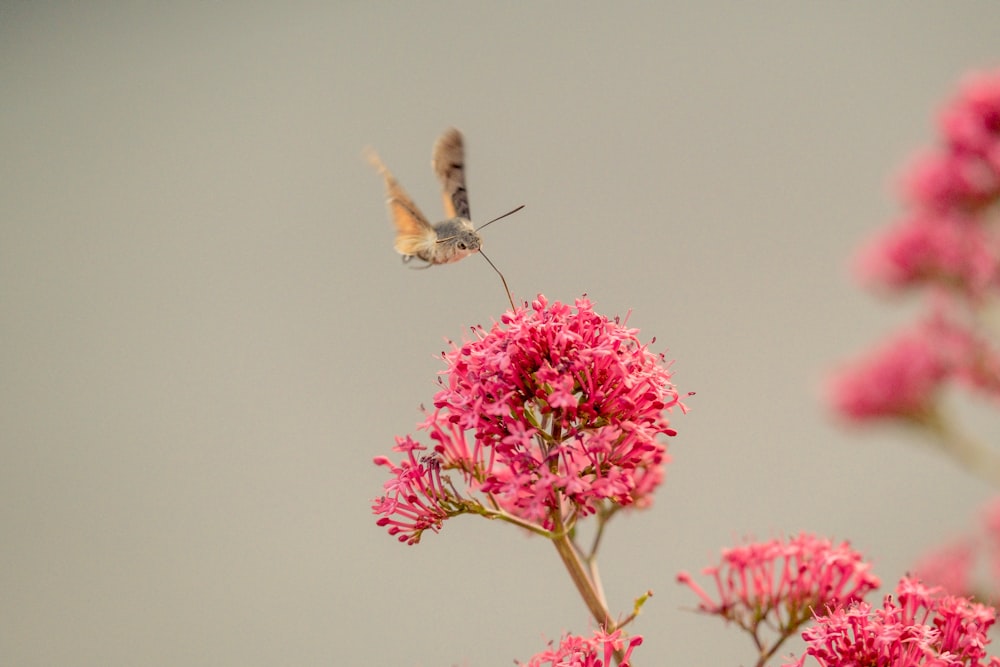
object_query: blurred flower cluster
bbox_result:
[829,69,1000,425]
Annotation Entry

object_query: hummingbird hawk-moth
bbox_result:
[365,128,522,306]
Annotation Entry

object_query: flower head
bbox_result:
[826,318,955,422]
[900,149,1000,214]
[373,295,685,542]
[832,68,1000,431]
[827,312,1000,423]
[854,213,1000,300]
[900,68,1000,215]
[371,436,472,544]
[516,628,642,667]
[678,533,880,641]
[787,577,1000,667]
[939,69,1000,161]
[863,68,1000,305]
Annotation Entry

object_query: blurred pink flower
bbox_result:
[939,69,1000,159]
[981,497,1000,589]
[373,295,686,542]
[826,319,954,421]
[912,538,977,597]
[787,577,1000,667]
[828,311,1000,423]
[900,68,1000,214]
[516,629,642,667]
[900,149,1000,213]
[982,497,1000,540]
[834,69,1000,428]
[853,213,999,299]
[677,533,880,638]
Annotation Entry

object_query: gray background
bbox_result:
[3,3,999,665]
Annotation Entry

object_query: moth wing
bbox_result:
[365,148,437,258]
[431,128,471,220]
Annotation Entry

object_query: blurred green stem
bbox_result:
[914,407,1000,488]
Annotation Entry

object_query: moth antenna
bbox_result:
[475,204,525,232]
[478,249,515,311]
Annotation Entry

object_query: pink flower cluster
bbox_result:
[855,213,997,298]
[371,437,467,544]
[677,534,880,637]
[516,629,642,667]
[825,313,997,421]
[373,295,685,543]
[829,68,1000,423]
[788,577,1000,667]
[857,69,1000,300]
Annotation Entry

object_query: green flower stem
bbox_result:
[549,506,632,667]
[476,506,555,538]
[550,518,630,665]
[754,630,793,667]
[551,510,610,628]
[913,407,1000,488]
[574,503,622,611]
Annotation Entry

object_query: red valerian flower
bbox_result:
[826,318,955,422]
[854,213,1000,300]
[901,68,1000,214]
[677,533,880,642]
[373,295,686,543]
[900,149,1000,214]
[939,69,1000,163]
[831,68,1000,430]
[787,577,1000,667]
[826,311,1000,423]
[859,68,1000,302]
[371,436,469,544]
[516,628,643,667]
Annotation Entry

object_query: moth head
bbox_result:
[435,228,482,263]
[452,229,482,253]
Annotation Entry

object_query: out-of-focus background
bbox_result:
[3,4,999,665]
